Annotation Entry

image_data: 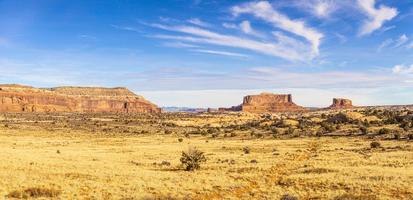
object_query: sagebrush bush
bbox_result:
[370,141,381,148]
[394,133,400,140]
[180,148,206,171]
[359,126,368,135]
[242,146,250,154]
[280,194,298,200]
[378,128,390,135]
[8,187,61,199]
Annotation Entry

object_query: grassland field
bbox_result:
[0,110,412,200]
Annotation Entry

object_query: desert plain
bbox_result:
[0,110,412,200]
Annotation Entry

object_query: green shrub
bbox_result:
[378,128,390,135]
[394,133,400,140]
[370,141,381,148]
[180,148,207,171]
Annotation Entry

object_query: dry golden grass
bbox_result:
[1,126,413,199]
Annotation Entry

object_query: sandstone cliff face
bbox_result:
[0,84,161,113]
[220,93,306,113]
[328,98,353,109]
[241,93,306,113]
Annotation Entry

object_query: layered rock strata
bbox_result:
[0,84,161,113]
[220,93,306,113]
[328,98,353,109]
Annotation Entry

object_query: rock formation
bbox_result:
[220,93,306,113]
[0,84,161,113]
[328,98,353,109]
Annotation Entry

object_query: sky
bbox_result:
[0,0,413,108]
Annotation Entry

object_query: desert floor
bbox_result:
[1,127,412,200]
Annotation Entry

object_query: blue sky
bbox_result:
[0,0,413,107]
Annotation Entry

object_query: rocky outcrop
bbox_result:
[221,93,306,113]
[328,98,353,109]
[0,84,161,113]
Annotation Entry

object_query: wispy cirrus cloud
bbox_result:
[149,1,324,62]
[392,64,413,74]
[394,34,409,48]
[187,18,210,27]
[288,0,338,18]
[357,0,398,36]
[151,24,313,61]
[162,41,200,48]
[239,20,264,38]
[222,21,265,38]
[222,23,238,29]
[378,34,409,51]
[191,49,248,58]
[111,24,142,33]
[231,1,323,56]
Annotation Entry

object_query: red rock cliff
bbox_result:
[220,93,306,113]
[0,84,161,113]
[328,98,353,109]
[241,93,306,113]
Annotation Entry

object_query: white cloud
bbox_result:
[152,24,314,61]
[357,0,398,36]
[394,34,408,48]
[378,38,393,52]
[191,49,248,58]
[111,24,142,33]
[239,20,264,38]
[392,64,413,74]
[222,23,238,29]
[231,1,323,56]
[187,18,210,27]
[222,21,264,38]
[378,34,410,51]
[162,42,200,48]
[313,0,336,18]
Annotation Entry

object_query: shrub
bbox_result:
[280,194,298,200]
[8,187,61,199]
[180,148,207,171]
[242,146,251,154]
[271,127,279,135]
[285,127,295,135]
[394,133,400,140]
[378,128,390,135]
[359,126,368,135]
[370,141,381,148]
[321,122,336,132]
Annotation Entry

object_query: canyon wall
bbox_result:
[0,84,161,113]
